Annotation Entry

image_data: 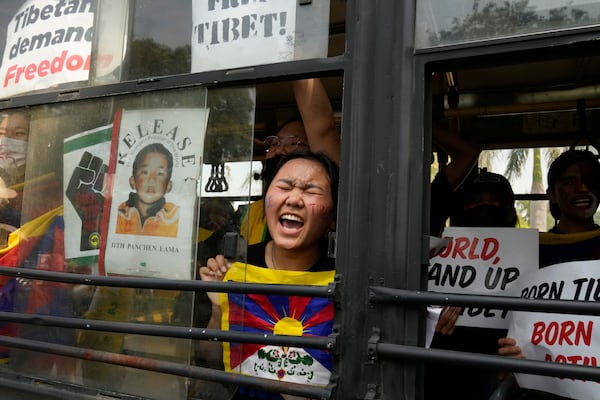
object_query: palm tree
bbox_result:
[504,147,563,231]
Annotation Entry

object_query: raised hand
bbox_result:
[198,254,231,305]
[65,151,107,251]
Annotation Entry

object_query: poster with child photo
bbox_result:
[100,108,209,279]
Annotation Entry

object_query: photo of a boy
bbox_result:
[116,143,179,237]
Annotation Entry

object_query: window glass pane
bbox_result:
[416,0,600,48]
[0,84,260,399]
[125,0,191,81]
[0,1,343,97]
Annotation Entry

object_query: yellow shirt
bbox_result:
[239,198,268,245]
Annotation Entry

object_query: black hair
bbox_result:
[132,143,174,181]
[547,149,600,220]
[459,169,515,207]
[264,151,339,209]
[278,116,304,133]
[450,169,517,228]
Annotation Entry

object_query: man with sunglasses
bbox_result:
[240,78,340,245]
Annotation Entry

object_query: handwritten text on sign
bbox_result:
[428,227,538,329]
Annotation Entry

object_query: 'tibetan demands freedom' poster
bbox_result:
[101,108,209,279]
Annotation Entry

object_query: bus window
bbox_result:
[426,38,600,399]
[0,72,343,400]
[416,0,600,48]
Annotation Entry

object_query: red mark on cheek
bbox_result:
[308,203,331,217]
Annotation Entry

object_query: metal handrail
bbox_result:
[0,311,335,349]
[0,266,336,298]
[376,343,600,381]
[370,286,600,315]
[0,335,335,400]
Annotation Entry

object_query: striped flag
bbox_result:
[221,262,335,387]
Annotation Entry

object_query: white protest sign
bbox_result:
[0,0,94,98]
[191,0,296,72]
[428,227,538,329]
[101,108,209,280]
[508,260,600,400]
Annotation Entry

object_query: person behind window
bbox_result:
[0,111,73,375]
[546,149,600,233]
[0,111,30,229]
[498,149,600,400]
[199,151,338,399]
[116,142,180,237]
[0,111,29,183]
[240,78,340,245]
[427,168,518,400]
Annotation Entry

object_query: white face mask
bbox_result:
[0,137,27,171]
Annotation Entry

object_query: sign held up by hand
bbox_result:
[428,227,538,329]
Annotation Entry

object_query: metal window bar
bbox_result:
[0,266,337,348]
[375,343,600,381]
[0,335,336,400]
[369,286,600,381]
[0,266,337,297]
[369,286,600,315]
[0,266,339,398]
[0,312,335,350]
[0,311,336,352]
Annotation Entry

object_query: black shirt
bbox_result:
[244,241,335,272]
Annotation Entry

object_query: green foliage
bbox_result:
[204,87,256,163]
[504,148,527,181]
[429,0,593,45]
[128,39,191,80]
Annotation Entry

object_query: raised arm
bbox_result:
[293,79,340,165]
[433,126,480,190]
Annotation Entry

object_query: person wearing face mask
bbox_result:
[426,168,518,400]
[450,169,518,228]
[0,111,30,229]
[498,149,600,400]
[0,111,29,181]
